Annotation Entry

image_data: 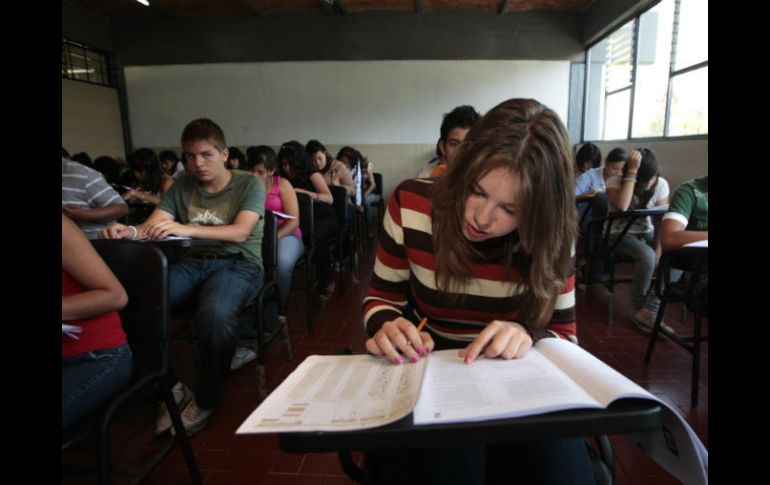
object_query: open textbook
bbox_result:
[237,338,707,484]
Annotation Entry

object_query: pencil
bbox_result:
[416,317,427,332]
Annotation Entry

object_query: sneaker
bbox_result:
[170,396,212,437]
[155,381,193,436]
[230,346,257,371]
[632,308,676,335]
[278,315,287,325]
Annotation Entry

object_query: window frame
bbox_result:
[581,0,708,143]
[62,38,116,88]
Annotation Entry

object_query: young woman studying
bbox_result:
[362,98,594,484]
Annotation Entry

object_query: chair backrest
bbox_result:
[297,192,314,250]
[90,240,169,377]
[329,184,349,230]
[373,172,383,197]
[262,210,277,278]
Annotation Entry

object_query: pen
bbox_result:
[416,317,427,333]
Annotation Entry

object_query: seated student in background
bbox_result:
[229,145,304,371]
[605,148,675,334]
[574,142,601,175]
[417,105,481,178]
[363,98,593,484]
[100,118,265,436]
[660,174,708,251]
[62,147,71,160]
[62,156,129,239]
[278,141,339,301]
[122,148,174,206]
[361,154,379,236]
[92,155,123,186]
[159,149,185,178]
[307,139,356,199]
[62,214,132,429]
[336,146,365,219]
[71,151,93,169]
[227,146,246,170]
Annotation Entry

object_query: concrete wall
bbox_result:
[62,79,125,159]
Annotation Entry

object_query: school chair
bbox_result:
[371,172,385,235]
[62,240,202,485]
[644,246,708,407]
[329,184,359,293]
[294,192,320,334]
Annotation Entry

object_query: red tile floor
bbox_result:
[63,234,707,484]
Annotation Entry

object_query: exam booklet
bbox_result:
[237,338,707,484]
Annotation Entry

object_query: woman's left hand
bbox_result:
[458,320,533,363]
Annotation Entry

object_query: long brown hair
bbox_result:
[431,98,576,329]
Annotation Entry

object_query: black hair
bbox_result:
[92,156,121,185]
[624,147,660,209]
[62,147,70,159]
[440,105,481,141]
[227,147,245,169]
[606,148,628,163]
[277,140,312,181]
[336,146,361,169]
[127,147,163,194]
[575,143,602,170]
[71,152,92,168]
[245,145,278,172]
[159,150,178,162]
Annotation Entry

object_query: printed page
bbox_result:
[413,348,599,425]
[684,240,708,248]
[236,354,427,433]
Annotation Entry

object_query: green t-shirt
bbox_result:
[158,170,265,267]
[666,175,708,231]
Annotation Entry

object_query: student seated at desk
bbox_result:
[605,148,674,334]
[122,148,174,223]
[660,174,708,251]
[362,98,594,485]
[100,118,265,437]
[62,214,132,430]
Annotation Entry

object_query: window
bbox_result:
[582,0,707,141]
[62,39,115,88]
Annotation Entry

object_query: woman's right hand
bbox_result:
[626,150,642,172]
[365,317,434,365]
[99,223,135,240]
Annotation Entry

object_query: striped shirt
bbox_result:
[363,179,576,344]
[61,158,126,238]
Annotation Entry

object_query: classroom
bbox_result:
[62,1,708,483]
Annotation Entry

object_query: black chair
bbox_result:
[644,246,708,407]
[62,240,202,485]
[294,192,319,334]
[239,210,293,399]
[371,172,385,235]
[328,184,358,293]
[585,209,666,325]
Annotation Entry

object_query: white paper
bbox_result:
[684,240,708,248]
[270,211,296,220]
[236,354,427,433]
[62,323,82,340]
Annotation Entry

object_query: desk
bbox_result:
[279,399,661,453]
[138,237,222,264]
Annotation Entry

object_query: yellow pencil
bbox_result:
[416,317,428,332]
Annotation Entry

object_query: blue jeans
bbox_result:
[62,343,133,429]
[364,192,381,226]
[170,258,262,409]
[276,235,304,308]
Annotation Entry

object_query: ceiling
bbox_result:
[67,0,595,19]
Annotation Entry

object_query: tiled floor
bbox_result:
[63,233,707,484]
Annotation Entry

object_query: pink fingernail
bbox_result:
[464,356,473,365]
[394,356,403,365]
[410,355,419,363]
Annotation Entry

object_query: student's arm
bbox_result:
[100,207,175,240]
[364,168,376,197]
[295,172,333,204]
[276,177,300,239]
[606,150,642,211]
[143,210,259,242]
[63,203,128,222]
[62,214,128,321]
[363,186,434,364]
[660,219,708,252]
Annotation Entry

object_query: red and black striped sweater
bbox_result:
[363,178,576,344]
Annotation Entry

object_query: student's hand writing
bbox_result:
[143,220,192,240]
[626,150,642,172]
[365,317,434,365]
[459,320,533,363]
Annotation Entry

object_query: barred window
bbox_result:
[62,39,115,88]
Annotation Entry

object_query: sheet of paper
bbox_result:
[413,348,598,425]
[271,211,296,220]
[684,240,708,248]
[62,323,82,340]
[236,354,427,433]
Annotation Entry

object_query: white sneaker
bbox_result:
[172,396,212,437]
[155,381,193,435]
[632,308,676,335]
[278,315,287,325]
[230,347,257,371]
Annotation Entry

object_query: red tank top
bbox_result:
[62,270,127,359]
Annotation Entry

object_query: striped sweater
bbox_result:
[363,178,576,344]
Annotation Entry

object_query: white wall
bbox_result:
[124,60,571,147]
[62,79,125,159]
